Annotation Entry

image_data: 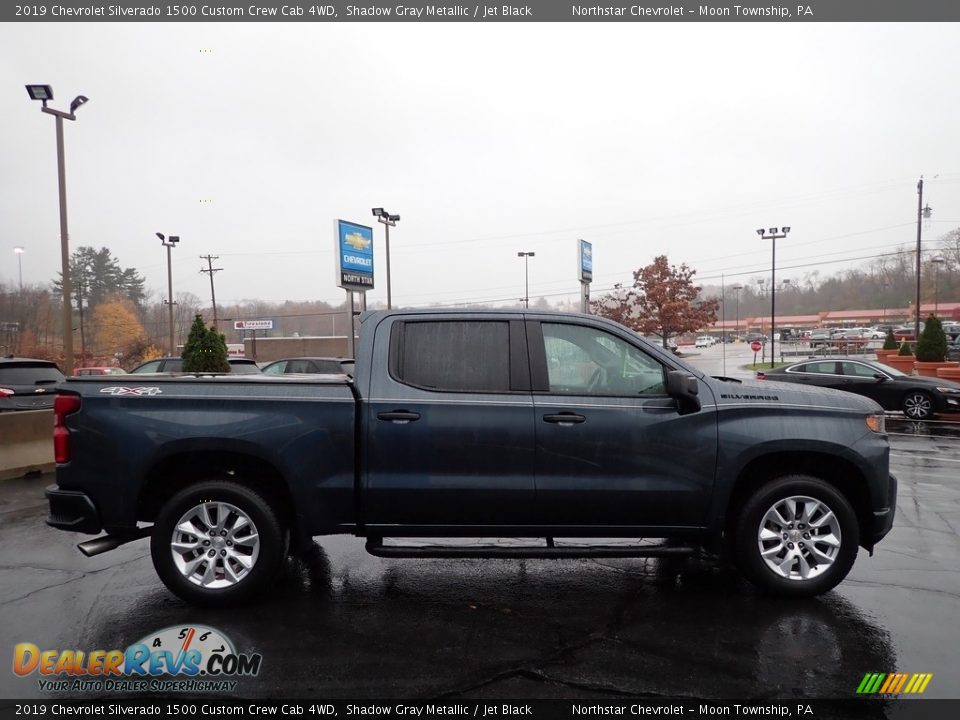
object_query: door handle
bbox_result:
[377,411,421,424]
[543,413,586,425]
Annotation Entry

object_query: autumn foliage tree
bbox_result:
[592,255,719,348]
[91,295,153,366]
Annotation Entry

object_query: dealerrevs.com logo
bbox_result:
[13,625,262,693]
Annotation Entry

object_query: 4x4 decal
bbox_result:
[98,386,163,396]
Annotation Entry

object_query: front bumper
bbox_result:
[871,473,898,545]
[45,485,102,534]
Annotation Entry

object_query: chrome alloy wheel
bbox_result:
[903,392,933,420]
[757,495,842,581]
[170,501,260,588]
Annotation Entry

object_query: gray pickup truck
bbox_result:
[46,309,896,606]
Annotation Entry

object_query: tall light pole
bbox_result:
[372,208,400,309]
[757,226,791,368]
[156,233,180,355]
[26,84,89,376]
[731,284,743,340]
[518,251,535,308]
[915,177,933,341]
[932,257,946,317]
[13,247,24,291]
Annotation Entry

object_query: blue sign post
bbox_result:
[578,239,593,313]
[335,219,375,291]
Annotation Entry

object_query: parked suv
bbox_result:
[0,357,64,412]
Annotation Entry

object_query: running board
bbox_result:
[365,538,694,559]
[77,527,152,557]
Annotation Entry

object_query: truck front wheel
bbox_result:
[735,475,859,597]
[150,481,285,606]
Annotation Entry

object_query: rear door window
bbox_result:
[395,321,511,392]
[791,361,838,375]
[262,361,287,375]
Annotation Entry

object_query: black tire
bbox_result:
[150,480,285,606]
[902,390,935,421]
[734,475,859,597]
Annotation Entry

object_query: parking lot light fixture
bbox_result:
[757,226,791,368]
[932,257,946,316]
[25,84,54,105]
[518,251,535,308]
[26,83,89,376]
[157,233,180,355]
[372,208,399,309]
[730,284,743,339]
[915,178,933,341]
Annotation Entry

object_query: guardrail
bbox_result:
[0,409,54,480]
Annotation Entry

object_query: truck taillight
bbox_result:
[54,394,81,464]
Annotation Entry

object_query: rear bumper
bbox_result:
[871,473,898,545]
[45,485,102,534]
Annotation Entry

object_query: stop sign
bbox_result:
[750,340,762,352]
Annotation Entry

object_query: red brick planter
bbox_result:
[934,365,960,381]
[884,355,916,374]
[915,361,960,378]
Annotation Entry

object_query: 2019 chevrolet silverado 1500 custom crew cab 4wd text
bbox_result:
[46,310,896,605]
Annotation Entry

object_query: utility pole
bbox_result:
[200,255,223,326]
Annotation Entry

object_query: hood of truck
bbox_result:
[707,377,884,415]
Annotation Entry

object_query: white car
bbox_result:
[695,336,715,348]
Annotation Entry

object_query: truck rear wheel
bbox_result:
[735,475,859,597]
[150,480,285,606]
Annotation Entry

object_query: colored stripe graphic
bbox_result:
[868,673,887,694]
[859,672,934,694]
[893,673,910,694]
[856,674,874,694]
[878,674,896,694]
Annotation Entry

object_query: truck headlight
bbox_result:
[865,414,886,434]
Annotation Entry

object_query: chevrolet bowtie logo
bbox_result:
[344,232,371,251]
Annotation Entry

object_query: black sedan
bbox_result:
[757,358,960,420]
[0,357,64,412]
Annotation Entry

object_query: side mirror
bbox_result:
[873,373,888,382]
[666,370,701,415]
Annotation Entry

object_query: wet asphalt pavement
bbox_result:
[1,344,957,701]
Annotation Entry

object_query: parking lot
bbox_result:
[1,343,957,701]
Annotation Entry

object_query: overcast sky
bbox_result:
[3,22,960,311]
